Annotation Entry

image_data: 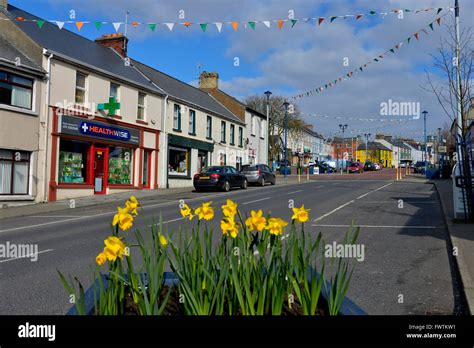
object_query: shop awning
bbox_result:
[169,134,214,152]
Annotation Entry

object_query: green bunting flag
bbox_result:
[200,23,208,32]
[36,19,45,28]
[429,23,434,30]
[405,9,411,12]
[389,48,395,53]
[374,58,379,62]
[148,23,156,31]
[407,37,411,44]
[330,16,338,22]
[437,8,443,14]
[369,10,376,15]
[291,19,297,27]
[359,67,363,72]
[94,21,102,30]
[248,21,256,30]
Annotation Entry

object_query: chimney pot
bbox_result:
[199,71,219,89]
[0,0,7,9]
[95,33,128,57]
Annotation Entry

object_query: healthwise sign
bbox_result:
[58,115,140,145]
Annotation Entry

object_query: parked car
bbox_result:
[348,161,364,173]
[364,161,376,171]
[317,161,334,173]
[194,166,247,192]
[374,163,381,170]
[414,161,429,174]
[241,164,276,186]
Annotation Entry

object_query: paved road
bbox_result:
[0,178,459,315]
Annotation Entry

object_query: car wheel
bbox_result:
[222,181,230,192]
[241,179,248,189]
[260,177,265,187]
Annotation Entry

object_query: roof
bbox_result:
[0,35,45,74]
[4,5,161,94]
[246,106,266,119]
[357,141,392,151]
[132,59,244,125]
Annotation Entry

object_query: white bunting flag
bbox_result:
[214,22,223,32]
[165,23,174,31]
[112,22,122,32]
[262,20,270,28]
[56,21,65,29]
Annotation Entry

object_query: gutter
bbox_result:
[42,49,53,202]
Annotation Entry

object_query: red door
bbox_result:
[94,148,108,194]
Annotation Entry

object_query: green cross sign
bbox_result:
[98,96,120,116]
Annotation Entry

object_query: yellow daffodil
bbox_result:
[112,206,134,231]
[195,201,214,221]
[125,196,139,216]
[159,233,168,247]
[291,204,310,223]
[103,236,127,261]
[222,199,238,218]
[266,217,289,236]
[180,203,194,220]
[221,216,239,238]
[95,252,107,266]
[245,209,267,231]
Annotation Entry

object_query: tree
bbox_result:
[245,95,306,161]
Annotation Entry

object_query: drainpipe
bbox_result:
[42,49,53,202]
[162,95,169,189]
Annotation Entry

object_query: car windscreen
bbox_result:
[201,166,224,174]
[242,165,258,171]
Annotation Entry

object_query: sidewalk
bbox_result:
[433,179,474,315]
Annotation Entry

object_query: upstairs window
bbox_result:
[251,116,256,135]
[230,124,235,145]
[75,72,87,104]
[0,70,33,110]
[189,109,196,135]
[221,121,226,143]
[238,127,243,147]
[260,120,265,138]
[173,104,181,131]
[137,92,146,120]
[206,116,212,139]
[110,83,120,99]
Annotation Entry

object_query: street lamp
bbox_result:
[364,133,371,163]
[264,91,272,166]
[437,127,442,166]
[422,110,428,174]
[283,101,290,180]
[339,124,348,174]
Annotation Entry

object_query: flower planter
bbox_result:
[67,271,366,316]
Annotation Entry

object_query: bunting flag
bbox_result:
[299,111,419,122]
[291,13,448,101]
[214,22,223,32]
[3,6,451,33]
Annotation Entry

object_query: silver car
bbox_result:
[240,164,276,186]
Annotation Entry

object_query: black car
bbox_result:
[318,161,334,173]
[194,166,247,192]
[414,161,429,174]
[241,164,276,186]
[364,161,376,171]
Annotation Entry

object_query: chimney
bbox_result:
[375,133,384,140]
[304,124,313,130]
[0,0,7,9]
[199,71,219,89]
[95,33,128,57]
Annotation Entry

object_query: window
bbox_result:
[58,140,89,184]
[173,104,181,131]
[110,83,119,99]
[168,146,189,176]
[108,147,133,184]
[221,121,226,143]
[75,72,87,104]
[0,149,30,194]
[219,153,226,166]
[251,116,256,135]
[236,156,242,172]
[260,120,265,139]
[189,109,196,135]
[142,150,151,188]
[198,150,207,172]
[230,124,235,145]
[238,127,243,147]
[206,116,212,139]
[0,70,33,109]
[137,92,146,120]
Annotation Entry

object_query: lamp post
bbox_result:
[364,133,371,163]
[437,127,442,166]
[283,101,289,180]
[422,110,428,174]
[264,91,272,166]
[339,124,348,174]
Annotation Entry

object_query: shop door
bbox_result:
[94,148,108,194]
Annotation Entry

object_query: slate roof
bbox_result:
[357,141,392,151]
[132,59,244,125]
[0,35,44,73]
[3,4,161,94]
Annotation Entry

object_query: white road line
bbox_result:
[242,197,271,205]
[312,182,393,223]
[312,224,436,229]
[0,249,54,263]
[29,215,87,218]
[287,190,303,195]
[149,217,184,227]
[361,201,437,204]
[356,182,393,200]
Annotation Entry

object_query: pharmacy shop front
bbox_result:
[48,111,159,201]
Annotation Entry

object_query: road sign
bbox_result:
[438,145,447,153]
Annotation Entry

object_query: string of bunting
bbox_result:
[2,6,452,32]
[291,10,451,101]
[300,112,420,123]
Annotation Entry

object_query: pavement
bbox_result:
[0,171,463,315]
[431,177,474,315]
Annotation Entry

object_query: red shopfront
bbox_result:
[48,108,159,201]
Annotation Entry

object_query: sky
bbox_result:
[8,0,474,141]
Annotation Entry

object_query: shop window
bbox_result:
[198,150,207,172]
[219,153,226,166]
[168,147,189,176]
[75,72,87,104]
[109,147,133,184]
[58,140,89,184]
[0,149,30,194]
[0,70,33,110]
[137,92,146,120]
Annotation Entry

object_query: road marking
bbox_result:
[356,182,393,200]
[29,215,88,218]
[149,217,184,227]
[287,190,303,195]
[312,224,436,229]
[361,201,437,204]
[0,249,54,263]
[242,197,270,205]
[313,182,393,223]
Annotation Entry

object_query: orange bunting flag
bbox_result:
[131,21,139,28]
[414,32,419,40]
[231,21,239,31]
[436,18,441,25]
[15,17,25,21]
[75,22,84,31]
[355,14,363,20]
[183,22,191,27]
[318,17,325,25]
[278,19,284,29]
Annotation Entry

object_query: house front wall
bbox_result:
[245,111,266,165]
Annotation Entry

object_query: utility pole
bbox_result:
[283,102,289,182]
[339,124,348,174]
[364,133,371,162]
[422,110,428,174]
[455,0,463,138]
[264,91,272,166]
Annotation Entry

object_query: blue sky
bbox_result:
[8,0,472,140]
